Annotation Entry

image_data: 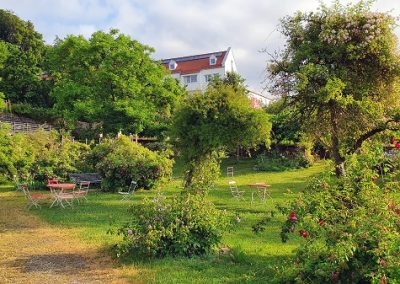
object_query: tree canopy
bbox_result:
[171,82,271,187]
[268,1,400,176]
[0,9,48,107]
[47,29,184,135]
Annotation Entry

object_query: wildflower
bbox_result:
[127,229,133,235]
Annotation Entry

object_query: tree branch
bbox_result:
[352,120,400,153]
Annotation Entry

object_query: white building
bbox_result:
[162,47,270,108]
[162,47,237,92]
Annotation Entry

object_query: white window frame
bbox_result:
[209,55,217,65]
[183,75,197,84]
[204,73,220,83]
[169,60,177,70]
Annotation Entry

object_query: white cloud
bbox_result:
[1,0,399,94]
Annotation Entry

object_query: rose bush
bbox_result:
[271,146,400,283]
[114,193,232,258]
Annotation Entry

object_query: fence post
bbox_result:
[85,138,88,144]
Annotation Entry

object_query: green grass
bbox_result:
[3,159,327,283]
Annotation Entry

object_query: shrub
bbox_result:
[26,130,90,181]
[88,136,173,191]
[0,127,89,182]
[115,193,231,258]
[255,150,313,172]
[12,103,58,123]
[262,147,400,283]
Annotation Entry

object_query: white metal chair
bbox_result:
[227,166,234,177]
[229,181,245,200]
[118,181,137,200]
[73,181,90,203]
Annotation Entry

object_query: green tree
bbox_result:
[171,84,271,190]
[209,71,248,94]
[47,30,184,136]
[265,98,303,146]
[0,9,49,107]
[268,1,400,176]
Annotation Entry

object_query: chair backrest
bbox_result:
[79,181,90,190]
[229,180,238,194]
[227,166,234,177]
[128,181,138,193]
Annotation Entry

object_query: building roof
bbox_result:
[162,49,228,75]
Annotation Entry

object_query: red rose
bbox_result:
[289,212,298,222]
[299,229,308,238]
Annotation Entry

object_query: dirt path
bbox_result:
[0,190,132,283]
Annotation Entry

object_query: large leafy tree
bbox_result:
[47,29,184,135]
[171,83,271,189]
[0,9,50,106]
[268,1,400,176]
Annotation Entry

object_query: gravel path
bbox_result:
[0,190,129,283]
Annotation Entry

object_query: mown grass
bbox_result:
[3,158,327,283]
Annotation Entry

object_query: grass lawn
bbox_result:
[3,159,327,283]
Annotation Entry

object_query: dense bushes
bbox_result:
[88,136,173,191]
[262,146,400,283]
[0,125,89,182]
[255,149,314,172]
[115,193,231,258]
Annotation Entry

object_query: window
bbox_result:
[183,75,197,84]
[209,55,217,65]
[169,60,177,70]
[204,73,220,82]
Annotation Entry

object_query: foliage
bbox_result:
[115,193,232,258]
[46,29,184,135]
[258,145,400,283]
[0,9,50,107]
[0,126,90,182]
[208,71,248,95]
[88,136,173,191]
[27,130,90,181]
[256,149,313,172]
[265,99,303,146]
[171,83,271,189]
[11,103,58,123]
[0,92,5,111]
[268,1,400,176]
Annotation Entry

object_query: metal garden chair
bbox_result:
[21,186,48,209]
[73,181,90,203]
[228,180,245,200]
[118,181,138,200]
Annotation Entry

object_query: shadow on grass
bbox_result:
[7,253,87,273]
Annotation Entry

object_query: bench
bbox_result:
[69,173,102,185]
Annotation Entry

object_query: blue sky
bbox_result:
[1,0,399,95]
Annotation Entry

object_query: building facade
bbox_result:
[162,47,237,92]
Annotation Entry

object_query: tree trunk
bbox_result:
[330,105,346,177]
[184,166,194,188]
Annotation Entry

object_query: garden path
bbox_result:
[0,190,131,283]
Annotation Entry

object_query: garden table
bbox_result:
[47,183,76,208]
[246,183,271,205]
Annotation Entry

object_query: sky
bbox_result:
[1,0,399,96]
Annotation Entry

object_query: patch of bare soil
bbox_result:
[0,191,134,283]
